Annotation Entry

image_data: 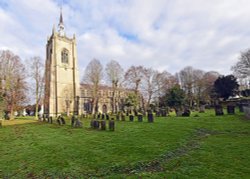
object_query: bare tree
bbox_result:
[232,49,250,90]
[0,50,27,119]
[124,66,144,94]
[105,60,124,113]
[83,59,103,114]
[154,70,177,106]
[177,66,196,108]
[124,66,144,110]
[140,68,158,110]
[26,56,44,119]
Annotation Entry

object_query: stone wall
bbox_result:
[243,106,250,119]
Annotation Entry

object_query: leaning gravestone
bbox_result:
[109,120,115,131]
[215,105,224,116]
[227,105,235,115]
[61,117,66,125]
[57,119,62,125]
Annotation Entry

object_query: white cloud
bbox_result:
[0,0,250,78]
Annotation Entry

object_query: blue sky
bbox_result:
[0,0,250,77]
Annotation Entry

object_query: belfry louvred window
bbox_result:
[61,49,68,64]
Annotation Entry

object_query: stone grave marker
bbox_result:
[109,120,115,131]
[227,105,235,115]
[215,105,224,116]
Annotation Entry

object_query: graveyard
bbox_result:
[0,109,250,178]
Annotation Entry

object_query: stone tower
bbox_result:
[44,10,80,117]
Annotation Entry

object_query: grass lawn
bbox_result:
[0,110,250,178]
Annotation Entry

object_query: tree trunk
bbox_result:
[35,80,39,120]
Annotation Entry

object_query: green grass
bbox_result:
[0,110,250,178]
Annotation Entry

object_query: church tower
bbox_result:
[44,10,80,117]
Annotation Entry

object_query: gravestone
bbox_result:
[93,120,99,129]
[227,105,235,115]
[199,105,205,113]
[176,109,183,117]
[57,119,62,125]
[156,110,161,117]
[121,114,126,121]
[147,110,154,123]
[138,114,143,122]
[239,104,244,112]
[90,120,95,128]
[49,117,53,124]
[182,109,190,117]
[0,120,2,128]
[74,118,83,128]
[129,115,134,122]
[100,120,106,130]
[61,117,66,125]
[116,114,120,121]
[106,114,109,120]
[97,113,101,119]
[71,116,76,127]
[215,105,224,116]
[101,114,105,120]
[109,120,115,131]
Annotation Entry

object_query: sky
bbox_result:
[0,0,250,77]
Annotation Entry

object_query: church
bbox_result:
[44,11,132,117]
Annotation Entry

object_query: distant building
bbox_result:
[80,84,133,114]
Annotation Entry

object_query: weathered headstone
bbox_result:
[90,120,95,128]
[106,114,109,120]
[97,113,101,119]
[101,114,105,120]
[129,115,134,122]
[93,120,99,129]
[199,105,205,113]
[239,104,244,112]
[138,114,143,122]
[215,105,224,116]
[57,119,62,125]
[100,120,106,130]
[116,114,120,121]
[121,114,126,121]
[147,110,154,122]
[156,111,161,117]
[227,105,235,115]
[61,117,66,125]
[49,117,53,124]
[109,120,115,131]
[71,116,76,127]
[182,109,190,117]
[75,118,83,128]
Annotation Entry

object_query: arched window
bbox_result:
[61,49,69,64]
